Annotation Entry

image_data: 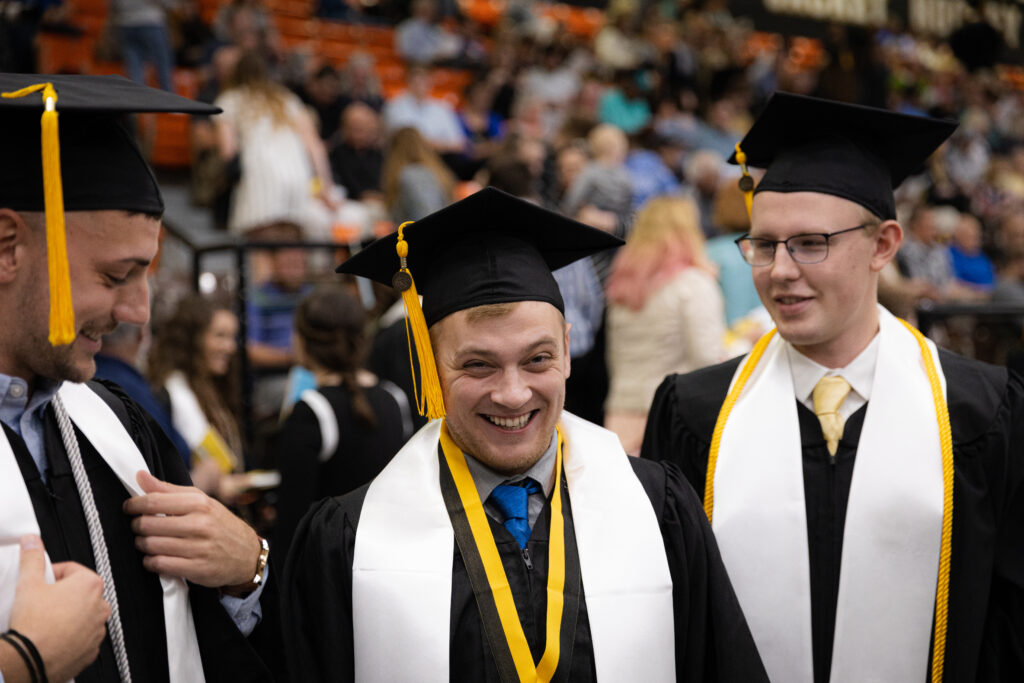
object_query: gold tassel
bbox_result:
[735,142,754,223]
[2,82,76,345]
[395,221,446,420]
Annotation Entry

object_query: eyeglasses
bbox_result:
[734,224,872,266]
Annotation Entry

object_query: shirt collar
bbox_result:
[463,430,558,503]
[786,333,880,406]
[0,372,62,433]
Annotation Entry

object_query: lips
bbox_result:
[772,294,814,317]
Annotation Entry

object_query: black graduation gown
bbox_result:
[7,380,279,683]
[641,350,1024,683]
[273,384,409,557]
[282,454,768,682]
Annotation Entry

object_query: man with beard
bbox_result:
[0,74,277,683]
[283,187,767,682]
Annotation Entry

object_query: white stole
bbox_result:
[713,307,946,683]
[0,382,205,683]
[352,411,676,682]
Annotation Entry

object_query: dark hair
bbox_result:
[294,286,377,428]
[148,294,243,454]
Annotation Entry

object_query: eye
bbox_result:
[105,273,128,286]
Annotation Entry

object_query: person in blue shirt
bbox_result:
[95,322,190,467]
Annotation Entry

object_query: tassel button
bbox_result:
[392,271,412,291]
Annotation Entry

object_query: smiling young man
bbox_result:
[0,74,278,683]
[283,187,767,682]
[642,93,1024,682]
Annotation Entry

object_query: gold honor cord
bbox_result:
[899,319,954,683]
[704,328,776,522]
[704,322,954,682]
[440,423,566,682]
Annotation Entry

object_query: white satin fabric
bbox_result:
[713,307,946,683]
[352,411,675,682]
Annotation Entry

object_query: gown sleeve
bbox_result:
[629,457,768,682]
[282,493,366,683]
[974,369,1024,681]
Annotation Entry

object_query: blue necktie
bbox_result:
[488,478,541,548]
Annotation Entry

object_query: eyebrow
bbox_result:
[453,336,560,360]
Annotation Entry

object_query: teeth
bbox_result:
[487,413,531,429]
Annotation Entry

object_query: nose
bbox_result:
[768,242,801,282]
[491,368,531,409]
[113,278,150,326]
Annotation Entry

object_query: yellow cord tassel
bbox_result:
[396,222,446,420]
[735,142,754,223]
[2,82,76,345]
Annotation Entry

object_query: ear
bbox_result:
[0,210,30,284]
[563,321,572,380]
[869,220,902,273]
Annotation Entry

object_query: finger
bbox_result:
[50,560,89,580]
[136,470,191,495]
[135,534,202,559]
[142,554,208,582]
[123,490,211,517]
[17,535,45,589]
[131,513,208,539]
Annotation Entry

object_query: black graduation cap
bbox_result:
[728,92,958,220]
[337,187,622,419]
[338,187,622,326]
[0,73,218,345]
[0,73,219,215]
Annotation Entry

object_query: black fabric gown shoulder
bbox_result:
[273,383,410,556]
[640,350,1024,683]
[7,379,279,683]
[282,447,768,682]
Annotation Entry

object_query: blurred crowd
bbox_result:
[7,0,1024,546]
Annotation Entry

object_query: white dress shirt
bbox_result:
[786,333,880,420]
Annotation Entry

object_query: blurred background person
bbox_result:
[705,180,762,326]
[949,212,996,294]
[273,286,412,554]
[329,102,385,203]
[338,52,384,113]
[96,322,191,467]
[111,0,175,91]
[604,196,727,454]
[382,126,456,221]
[149,295,245,498]
[214,49,336,238]
[383,64,467,155]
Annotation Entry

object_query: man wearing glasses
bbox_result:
[642,92,1024,683]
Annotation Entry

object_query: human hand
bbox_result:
[123,471,261,592]
[7,535,110,683]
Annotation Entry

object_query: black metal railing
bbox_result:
[160,220,367,448]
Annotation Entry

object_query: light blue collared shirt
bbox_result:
[0,374,264,639]
[463,431,558,531]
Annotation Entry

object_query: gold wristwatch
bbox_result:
[250,537,270,588]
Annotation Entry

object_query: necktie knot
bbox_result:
[813,375,852,457]
[489,478,541,548]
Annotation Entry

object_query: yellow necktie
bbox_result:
[813,375,852,457]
